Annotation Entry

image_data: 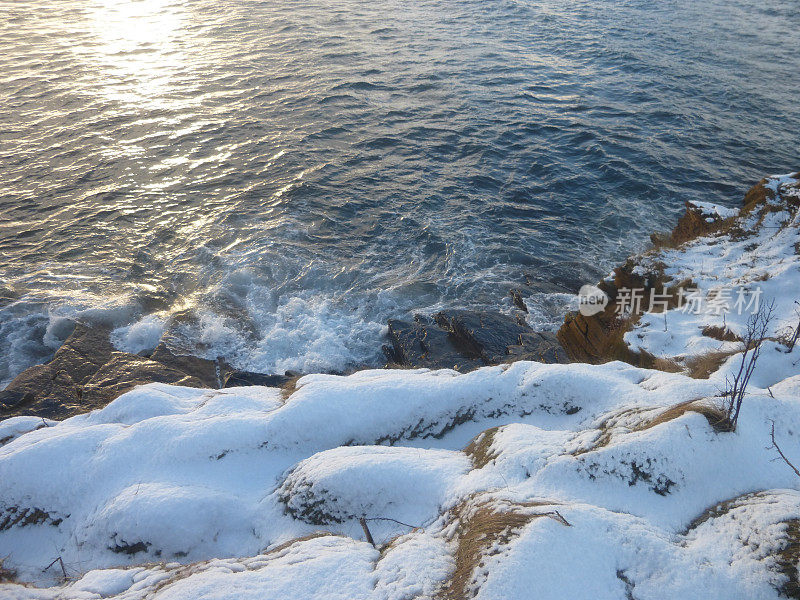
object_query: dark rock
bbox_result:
[435,310,533,364]
[510,331,568,364]
[509,289,528,313]
[223,370,292,388]
[384,316,483,372]
[81,352,207,408]
[50,322,114,385]
[385,310,567,372]
[0,389,41,417]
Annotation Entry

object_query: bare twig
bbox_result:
[770,421,800,478]
[786,301,800,352]
[43,556,67,581]
[723,299,775,430]
[0,555,17,582]
[533,510,572,527]
[359,518,375,547]
[363,517,419,529]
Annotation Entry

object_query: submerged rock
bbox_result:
[384,310,567,371]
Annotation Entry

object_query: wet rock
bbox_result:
[383,316,483,372]
[435,310,567,365]
[509,289,528,312]
[434,310,524,364]
[0,323,113,419]
[385,311,567,372]
[81,352,206,408]
[223,371,293,388]
[1,323,213,420]
[0,368,80,420]
[48,322,114,385]
[150,342,227,389]
[510,331,568,364]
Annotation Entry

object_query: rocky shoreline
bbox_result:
[2,171,800,597]
[2,173,795,422]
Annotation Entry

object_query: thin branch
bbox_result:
[770,421,800,478]
[42,556,67,581]
[363,517,420,529]
[532,510,572,527]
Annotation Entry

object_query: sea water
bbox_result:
[1,0,798,382]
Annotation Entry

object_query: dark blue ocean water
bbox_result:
[1,0,798,381]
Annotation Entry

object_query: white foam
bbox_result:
[111,314,167,355]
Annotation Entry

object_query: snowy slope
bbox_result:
[1,173,800,599]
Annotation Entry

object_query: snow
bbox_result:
[1,172,800,599]
[690,199,740,220]
[625,173,800,362]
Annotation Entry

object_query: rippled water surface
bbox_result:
[1,0,798,381]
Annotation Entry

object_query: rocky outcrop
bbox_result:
[223,370,294,388]
[0,323,115,420]
[0,324,213,420]
[384,309,567,371]
[0,321,301,420]
[557,175,794,364]
[80,352,207,408]
[150,342,225,389]
[556,262,681,365]
[666,201,730,246]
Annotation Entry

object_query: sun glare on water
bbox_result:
[84,0,189,108]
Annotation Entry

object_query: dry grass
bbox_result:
[636,399,730,433]
[650,356,684,372]
[463,427,501,469]
[280,375,304,400]
[701,325,742,343]
[573,399,729,458]
[437,500,556,600]
[262,532,336,556]
[637,350,683,374]
[684,350,738,379]
[682,492,763,534]
[681,493,800,597]
[777,519,800,599]
[0,557,16,583]
[144,533,340,597]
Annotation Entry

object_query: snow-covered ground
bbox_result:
[1,173,800,599]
